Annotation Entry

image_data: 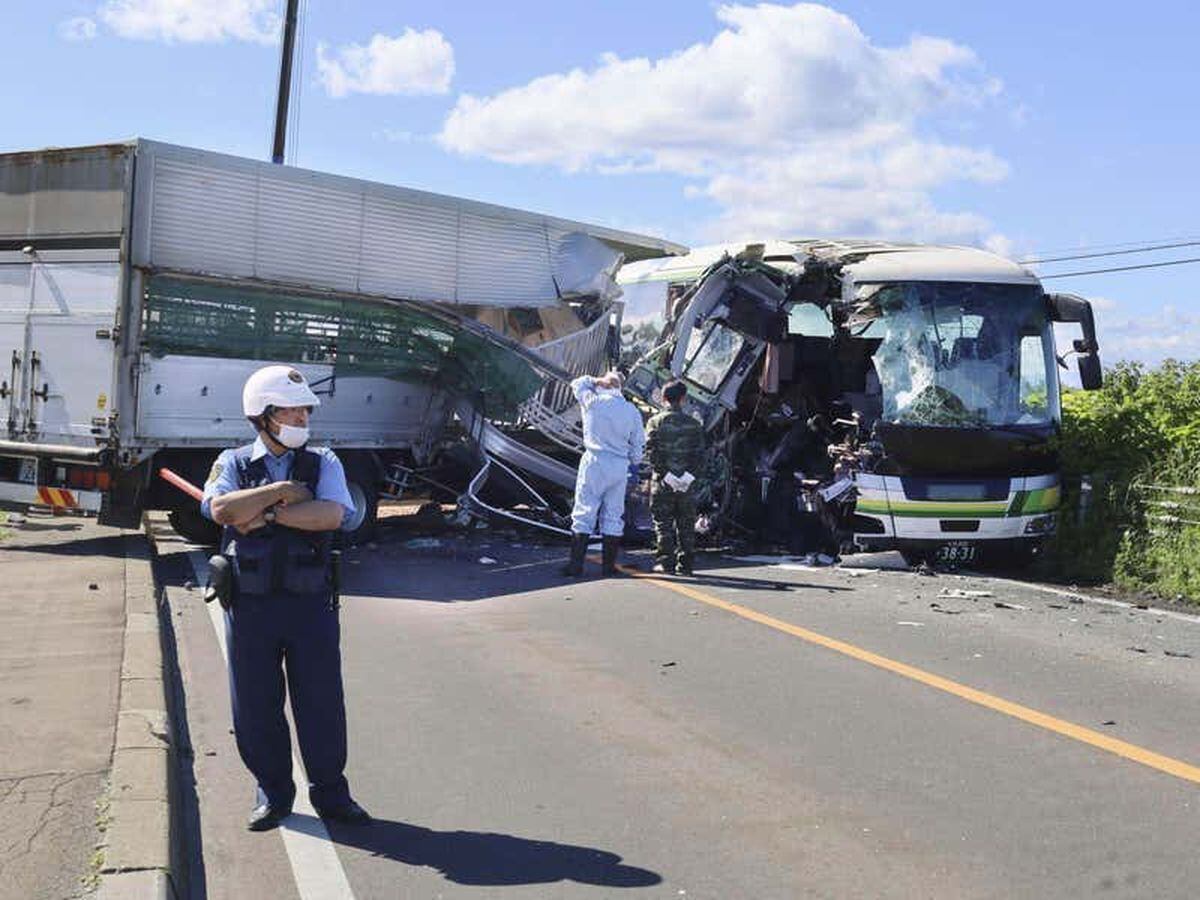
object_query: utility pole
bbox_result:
[271,0,300,165]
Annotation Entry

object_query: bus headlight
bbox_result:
[1024,514,1057,535]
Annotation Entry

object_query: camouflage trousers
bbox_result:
[650,482,697,571]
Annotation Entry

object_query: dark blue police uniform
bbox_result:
[201,438,356,815]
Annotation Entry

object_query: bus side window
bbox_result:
[1019,334,1049,417]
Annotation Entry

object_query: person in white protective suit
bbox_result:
[562,370,646,577]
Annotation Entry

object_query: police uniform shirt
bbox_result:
[201,436,357,528]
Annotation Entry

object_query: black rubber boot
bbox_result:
[601,536,620,575]
[562,533,589,577]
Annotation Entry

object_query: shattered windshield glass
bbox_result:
[684,323,746,392]
[855,282,1059,428]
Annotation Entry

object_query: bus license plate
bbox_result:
[18,458,37,484]
[937,543,976,563]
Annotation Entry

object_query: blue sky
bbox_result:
[3,1,1197,366]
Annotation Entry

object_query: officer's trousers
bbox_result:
[224,591,351,812]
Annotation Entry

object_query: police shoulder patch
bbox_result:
[206,461,224,485]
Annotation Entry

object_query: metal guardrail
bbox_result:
[1129,482,1200,531]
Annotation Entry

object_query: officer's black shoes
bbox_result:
[601,536,620,575]
[677,557,694,577]
[652,561,676,575]
[247,803,292,831]
[562,533,589,577]
[318,800,372,825]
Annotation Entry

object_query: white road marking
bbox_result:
[188,551,358,900]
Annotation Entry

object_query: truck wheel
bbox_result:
[340,474,378,546]
[168,506,220,546]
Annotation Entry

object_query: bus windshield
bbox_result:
[855,282,1059,428]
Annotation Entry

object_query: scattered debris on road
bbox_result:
[929,603,964,615]
[404,538,443,550]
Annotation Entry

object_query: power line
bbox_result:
[1039,256,1200,279]
[1021,240,1200,265]
[1022,234,1200,259]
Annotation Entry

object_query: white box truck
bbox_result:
[0,140,682,541]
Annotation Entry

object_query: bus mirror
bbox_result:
[1077,352,1102,390]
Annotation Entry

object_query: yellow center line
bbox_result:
[618,564,1200,786]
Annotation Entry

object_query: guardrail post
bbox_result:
[1078,475,1093,523]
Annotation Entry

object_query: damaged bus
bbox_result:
[618,240,1102,566]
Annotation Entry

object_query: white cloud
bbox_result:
[317,30,454,98]
[59,17,98,41]
[93,0,280,44]
[439,2,1008,246]
[1093,305,1200,365]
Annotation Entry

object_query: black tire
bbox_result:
[168,506,221,546]
[900,549,930,568]
[340,473,379,546]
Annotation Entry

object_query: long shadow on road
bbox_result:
[297,814,663,888]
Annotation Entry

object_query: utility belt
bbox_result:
[203,446,341,610]
[205,531,341,610]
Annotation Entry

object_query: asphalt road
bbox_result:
[155,521,1200,899]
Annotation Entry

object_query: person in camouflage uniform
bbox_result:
[645,380,707,575]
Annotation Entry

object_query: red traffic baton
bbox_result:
[158,467,204,503]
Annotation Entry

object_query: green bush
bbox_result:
[1051,360,1200,600]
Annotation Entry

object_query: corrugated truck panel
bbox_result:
[457,212,556,306]
[255,175,363,291]
[132,140,683,306]
[359,193,459,302]
[149,156,257,277]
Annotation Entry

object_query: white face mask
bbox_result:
[271,420,310,449]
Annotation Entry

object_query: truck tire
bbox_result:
[168,506,221,546]
[340,471,379,546]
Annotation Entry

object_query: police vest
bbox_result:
[221,446,334,598]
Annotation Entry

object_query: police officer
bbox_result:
[201,365,370,832]
[563,370,646,577]
[645,380,706,575]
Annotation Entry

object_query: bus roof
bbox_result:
[618,239,1040,287]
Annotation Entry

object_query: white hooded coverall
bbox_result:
[569,376,646,536]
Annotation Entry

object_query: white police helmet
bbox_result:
[242,365,321,417]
